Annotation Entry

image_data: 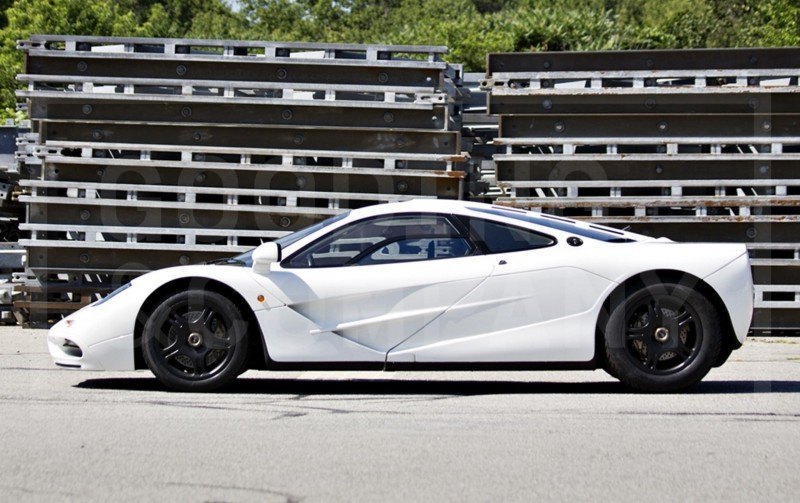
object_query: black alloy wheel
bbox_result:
[142,290,249,391]
[603,282,721,392]
[624,295,702,374]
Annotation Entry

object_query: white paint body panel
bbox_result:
[255,307,386,362]
[47,199,754,373]
[389,248,614,362]
[255,256,493,359]
[48,265,271,371]
[703,252,754,343]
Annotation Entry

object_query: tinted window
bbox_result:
[471,207,634,242]
[230,212,350,267]
[464,217,555,253]
[285,214,467,268]
[358,237,473,265]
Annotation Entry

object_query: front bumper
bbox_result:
[47,287,139,371]
[48,320,134,371]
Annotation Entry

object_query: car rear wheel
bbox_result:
[142,290,249,392]
[603,282,721,392]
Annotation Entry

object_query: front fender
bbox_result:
[49,265,274,371]
[130,265,279,313]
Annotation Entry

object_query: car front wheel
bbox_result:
[142,290,249,392]
[603,282,721,392]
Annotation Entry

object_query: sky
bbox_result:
[225,0,242,12]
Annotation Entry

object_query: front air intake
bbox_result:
[62,339,83,358]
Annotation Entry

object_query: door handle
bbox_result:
[498,260,507,265]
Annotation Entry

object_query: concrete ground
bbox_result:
[0,326,798,502]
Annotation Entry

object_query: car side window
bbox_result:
[285,214,473,268]
[357,237,473,265]
[463,216,555,254]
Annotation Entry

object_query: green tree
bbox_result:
[239,0,515,68]
[508,1,622,52]
[728,0,800,46]
[0,0,14,29]
[612,0,719,48]
[379,0,514,69]
[117,0,246,39]
[0,0,144,119]
[240,1,402,43]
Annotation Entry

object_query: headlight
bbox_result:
[93,282,132,306]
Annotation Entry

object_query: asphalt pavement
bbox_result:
[1,326,798,502]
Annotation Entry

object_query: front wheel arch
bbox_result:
[594,269,739,371]
[134,277,267,371]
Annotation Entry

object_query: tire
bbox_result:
[603,282,721,392]
[142,290,250,392]
[713,343,736,368]
[602,360,619,379]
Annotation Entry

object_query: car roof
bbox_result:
[347,198,482,218]
[340,199,649,243]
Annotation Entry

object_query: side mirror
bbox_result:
[251,242,282,275]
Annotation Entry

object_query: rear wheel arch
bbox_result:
[594,269,739,371]
[134,277,267,371]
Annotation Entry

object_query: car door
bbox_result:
[255,213,495,362]
[387,215,614,363]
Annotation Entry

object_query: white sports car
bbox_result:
[48,200,753,392]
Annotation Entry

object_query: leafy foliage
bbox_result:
[1,0,799,120]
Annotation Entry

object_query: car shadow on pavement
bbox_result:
[75,378,800,395]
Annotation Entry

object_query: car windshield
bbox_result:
[470,206,635,243]
[219,211,350,267]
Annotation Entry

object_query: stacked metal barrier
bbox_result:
[15,35,467,324]
[461,72,500,198]
[483,48,800,331]
[12,39,800,331]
